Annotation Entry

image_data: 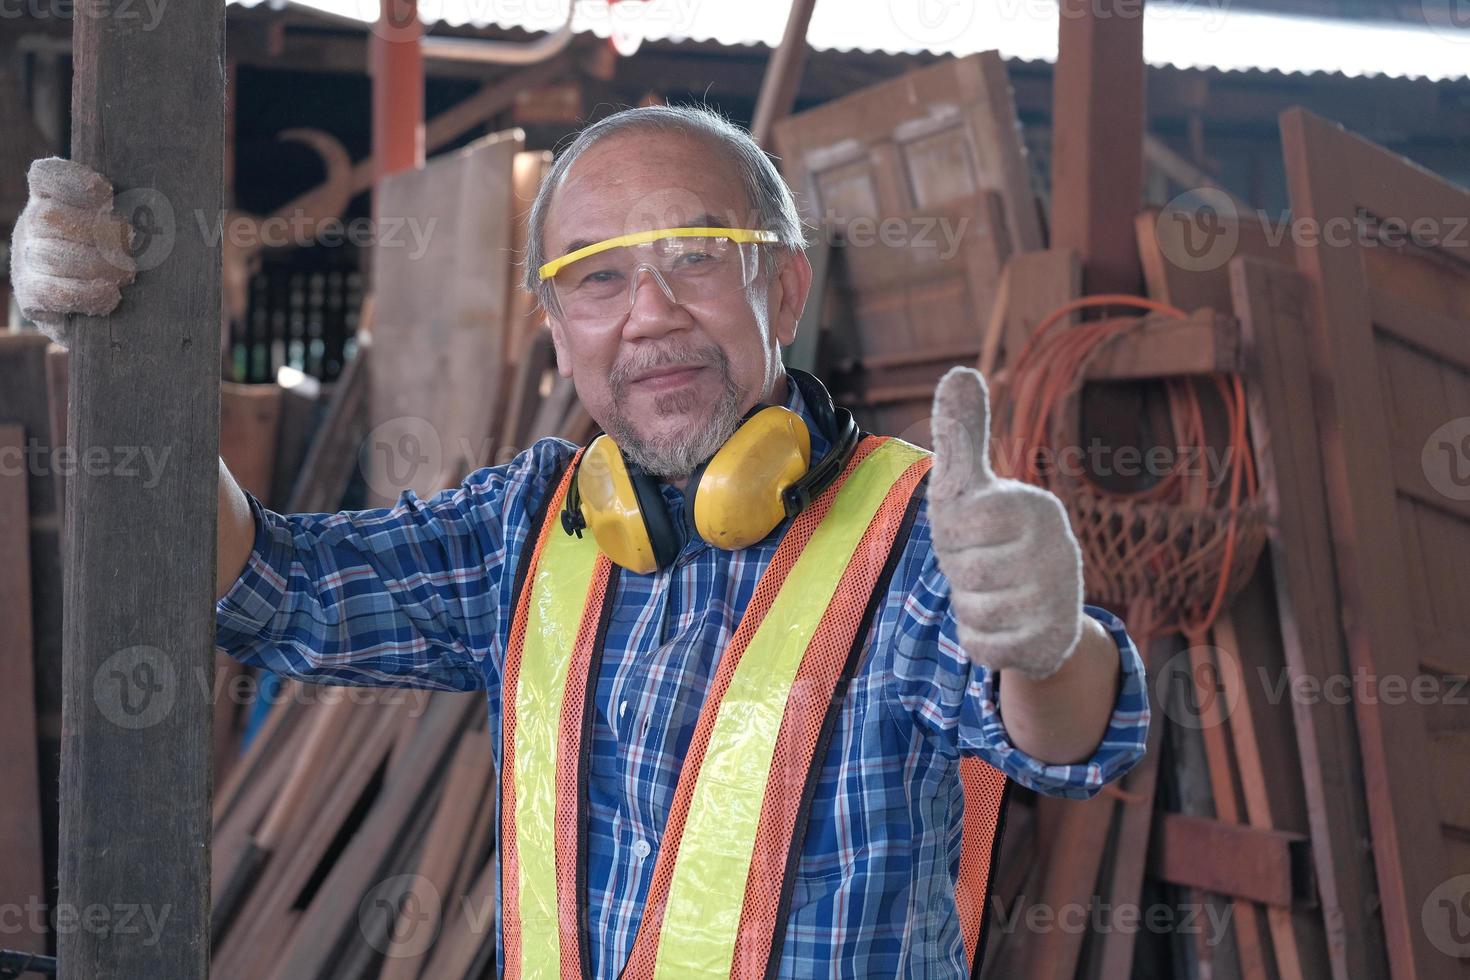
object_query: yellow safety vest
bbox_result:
[500,435,1009,979]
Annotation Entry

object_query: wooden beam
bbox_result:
[61,0,223,973]
[371,0,425,189]
[1150,813,1314,909]
[1049,0,1146,294]
[1081,310,1241,380]
[750,0,818,149]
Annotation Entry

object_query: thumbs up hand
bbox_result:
[927,366,1084,680]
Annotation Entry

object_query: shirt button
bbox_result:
[633,839,652,859]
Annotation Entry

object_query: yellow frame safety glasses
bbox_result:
[536,226,783,281]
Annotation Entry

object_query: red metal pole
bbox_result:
[371,0,425,193]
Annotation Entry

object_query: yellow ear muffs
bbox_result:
[688,405,812,551]
[569,435,681,575]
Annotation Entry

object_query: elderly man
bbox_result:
[12,105,1147,977]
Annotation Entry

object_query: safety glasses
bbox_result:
[537,227,784,324]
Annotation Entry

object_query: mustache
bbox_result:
[609,343,729,394]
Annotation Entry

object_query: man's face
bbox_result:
[541,131,810,478]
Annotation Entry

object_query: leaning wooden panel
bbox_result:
[1231,255,1389,979]
[368,129,521,504]
[1281,107,1470,980]
[772,51,1042,257]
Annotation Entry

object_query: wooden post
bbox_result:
[1049,0,1146,295]
[372,0,425,192]
[751,0,819,149]
[61,0,223,972]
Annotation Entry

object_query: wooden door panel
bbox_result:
[1282,106,1470,980]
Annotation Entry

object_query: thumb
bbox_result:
[930,366,995,501]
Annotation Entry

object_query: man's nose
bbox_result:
[621,266,691,341]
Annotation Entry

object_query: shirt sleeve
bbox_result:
[884,510,1150,799]
[214,437,575,691]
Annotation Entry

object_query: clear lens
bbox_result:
[548,236,761,323]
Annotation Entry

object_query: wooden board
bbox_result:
[773,51,1042,258]
[367,129,521,503]
[1280,107,1470,980]
[63,0,223,969]
[0,424,45,956]
[0,335,66,921]
[1137,206,1296,314]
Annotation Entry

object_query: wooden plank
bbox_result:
[1093,634,1169,979]
[1150,813,1311,908]
[266,693,480,979]
[367,129,521,503]
[379,728,494,978]
[1231,255,1389,980]
[62,0,223,972]
[1022,793,1117,979]
[0,335,65,921]
[1282,107,1468,980]
[219,382,283,499]
[286,328,371,514]
[989,248,1082,377]
[1136,207,1295,313]
[1081,310,1241,381]
[0,424,46,956]
[1049,0,1144,294]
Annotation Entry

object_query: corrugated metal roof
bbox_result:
[228,0,1470,82]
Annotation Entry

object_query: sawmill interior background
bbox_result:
[3,0,1470,976]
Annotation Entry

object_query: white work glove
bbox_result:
[927,366,1084,680]
[9,156,136,347]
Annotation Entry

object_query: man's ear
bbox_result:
[547,315,575,379]
[771,247,812,348]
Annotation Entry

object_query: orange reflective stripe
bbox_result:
[619,436,885,980]
[555,555,613,977]
[958,758,1009,971]
[502,453,589,979]
[728,451,932,977]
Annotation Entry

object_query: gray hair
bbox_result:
[522,104,807,307]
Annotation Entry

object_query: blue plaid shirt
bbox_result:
[216,383,1149,977]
